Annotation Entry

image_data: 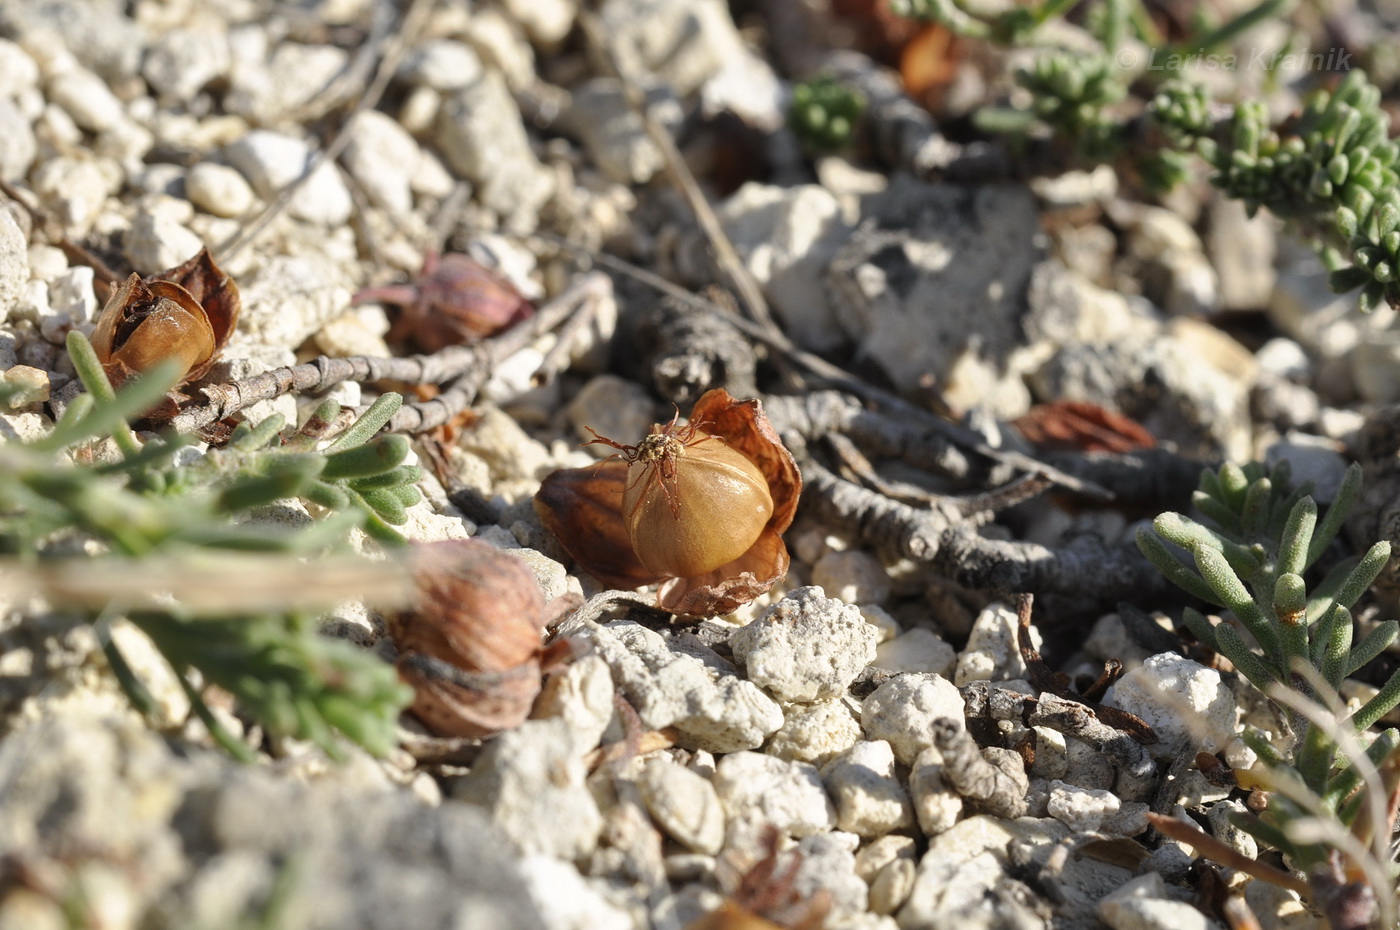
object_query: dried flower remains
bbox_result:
[90,247,240,388]
[388,539,573,738]
[535,389,801,617]
[353,251,534,353]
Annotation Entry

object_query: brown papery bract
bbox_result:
[90,247,240,388]
[388,539,552,738]
[535,389,801,618]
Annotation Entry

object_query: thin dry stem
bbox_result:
[1147,812,1310,897]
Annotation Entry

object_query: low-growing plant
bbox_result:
[1138,460,1400,928]
[893,0,1400,311]
[0,332,419,759]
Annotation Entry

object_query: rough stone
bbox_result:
[728,586,877,704]
[595,0,744,96]
[340,109,422,215]
[873,628,956,676]
[718,183,854,353]
[711,750,836,839]
[1098,873,1222,930]
[954,601,1039,686]
[811,549,892,606]
[586,621,783,753]
[123,208,205,276]
[821,740,915,837]
[861,673,965,766]
[453,717,602,861]
[637,757,725,855]
[565,79,663,185]
[1102,652,1238,758]
[435,71,554,231]
[223,130,352,226]
[142,28,231,101]
[0,97,36,181]
[185,162,256,218]
[763,698,863,766]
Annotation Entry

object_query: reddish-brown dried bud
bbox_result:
[535,389,802,617]
[389,539,549,738]
[90,247,240,388]
[354,251,533,353]
[1013,400,1155,453]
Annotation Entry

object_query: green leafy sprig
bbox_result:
[0,332,418,759]
[1137,459,1400,913]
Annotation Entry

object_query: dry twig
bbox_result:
[167,273,610,435]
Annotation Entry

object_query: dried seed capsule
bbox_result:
[621,428,774,577]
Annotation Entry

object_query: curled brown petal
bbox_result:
[534,460,667,590]
[157,247,241,354]
[91,274,216,386]
[658,526,790,617]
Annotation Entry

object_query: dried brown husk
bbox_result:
[89,247,241,388]
[535,389,802,618]
[389,539,549,738]
[358,252,535,353]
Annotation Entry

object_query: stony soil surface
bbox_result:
[1,1,1398,929]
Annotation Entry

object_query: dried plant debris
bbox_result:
[6,1,1400,930]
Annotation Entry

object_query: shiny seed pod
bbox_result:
[617,426,774,577]
[89,247,241,388]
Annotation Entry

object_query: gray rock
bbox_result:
[811,549,892,605]
[828,179,1042,411]
[565,79,663,185]
[729,586,877,703]
[793,831,869,917]
[30,155,121,234]
[1207,195,1276,311]
[518,855,635,930]
[400,39,483,91]
[873,628,956,677]
[717,183,854,353]
[453,717,602,861]
[341,109,422,215]
[0,0,143,80]
[185,162,256,218]
[586,621,783,753]
[46,66,123,132]
[0,38,38,98]
[123,208,205,276]
[861,673,965,765]
[595,0,743,95]
[712,750,836,838]
[0,97,35,181]
[1098,873,1223,930]
[954,601,1039,686]
[908,747,963,837]
[0,208,27,323]
[1264,433,1348,504]
[898,816,1066,929]
[0,711,545,930]
[1028,319,1255,461]
[1102,653,1238,758]
[1268,242,1392,359]
[500,0,577,47]
[821,740,915,837]
[142,28,231,101]
[435,71,554,231]
[763,698,863,766]
[637,757,725,855]
[234,252,354,351]
[223,130,352,226]
[225,42,348,124]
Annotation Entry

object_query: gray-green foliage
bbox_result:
[0,332,417,759]
[898,0,1400,311]
[789,76,866,154]
[1137,459,1400,881]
